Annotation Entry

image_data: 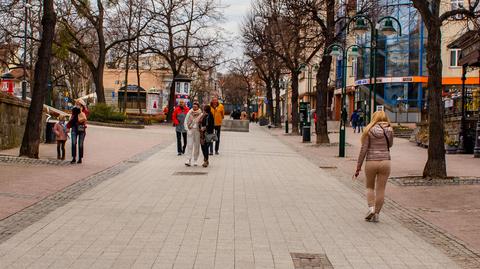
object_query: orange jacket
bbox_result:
[210,103,224,126]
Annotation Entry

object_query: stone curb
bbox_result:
[390,176,480,186]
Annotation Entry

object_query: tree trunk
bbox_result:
[266,80,274,124]
[274,78,282,127]
[315,55,332,144]
[136,56,142,114]
[166,73,177,122]
[423,25,447,178]
[247,87,251,116]
[123,0,134,113]
[314,0,335,144]
[291,72,300,135]
[19,0,56,158]
[122,45,131,112]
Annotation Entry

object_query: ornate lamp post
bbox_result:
[348,15,402,123]
[22,1,32,100]
[326,44,361,157]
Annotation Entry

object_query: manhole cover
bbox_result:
[172,171,208,176]
[290,253,333,268]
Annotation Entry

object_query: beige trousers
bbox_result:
[365,160,391,213]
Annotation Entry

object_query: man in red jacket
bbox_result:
[172,100,190,155]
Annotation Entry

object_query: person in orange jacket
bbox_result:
[173,100,190,155]
[209,97,224,155]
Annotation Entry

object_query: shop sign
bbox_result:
[445,99,454,108]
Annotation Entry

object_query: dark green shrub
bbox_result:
[88,104,126,122]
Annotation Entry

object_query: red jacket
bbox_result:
[172,106,189,125]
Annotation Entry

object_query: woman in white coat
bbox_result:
[184,102,203,166]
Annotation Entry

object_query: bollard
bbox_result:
[303,126,311,142]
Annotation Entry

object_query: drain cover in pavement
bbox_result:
[319,166,337,169]
[172,171,208,176]
[290,253,334,268]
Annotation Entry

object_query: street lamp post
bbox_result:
[348,15,402,123]
[282,78,289,134]
[22,1,31,100]
[327,44,361,157]
[457,65,468,154]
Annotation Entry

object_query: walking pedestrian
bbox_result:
[184,102,203,166]
[209,97,224,155]
[200,105,215,167]
[53,115,68,160]
[67,101,88,164]
[357,110,365,133]
[354,111,393,222]
[350,110,359,133]
[173,100,189,156]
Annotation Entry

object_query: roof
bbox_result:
[1,68,29,80]
[118,85,146,92]
[447,31,479,49]
[448,31,480,67]
[174,74,192,82]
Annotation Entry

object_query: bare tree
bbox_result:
[242,11,284,126]
[222,72,252,108]
[249,0,324,135]
[412,0,480,178]
[146,0,225,122]
[229,58,256,116]
[56,0,151,103]
[19,0,56,158]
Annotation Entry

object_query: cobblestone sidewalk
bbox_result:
[0,126,463,268]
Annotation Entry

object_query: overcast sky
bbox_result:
[219,0,251,71]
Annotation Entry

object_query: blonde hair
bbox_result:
[58,115,66,121]
[361,111,390,142]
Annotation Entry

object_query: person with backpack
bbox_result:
[172,100,189,155]
[357,110,365,133]
[354,111,394,222]
[350,110,359,133]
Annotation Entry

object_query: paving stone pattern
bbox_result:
[0,126,470,268]
[0,155,71,166]
[0,143,168,244]
[266,129,480,269]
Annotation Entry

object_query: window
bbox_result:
[450,49,461,67]
[350,58,357,78]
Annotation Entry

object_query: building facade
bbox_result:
[341,0,479,123]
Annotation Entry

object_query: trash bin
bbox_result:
[45,120,57,144]
[303,126,311,142]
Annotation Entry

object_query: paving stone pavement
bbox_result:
[0,126,463,269]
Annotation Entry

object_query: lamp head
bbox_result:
[349,47,360,59]
[352,18,369,35]
[329,46,342,57]
[380,19,397,36]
